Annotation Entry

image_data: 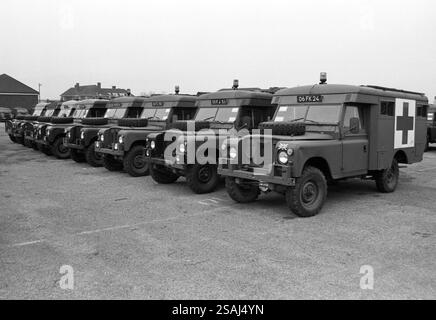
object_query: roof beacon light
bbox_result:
[233,79,239,90]
[320,72,327,85]
[175,85,180,95]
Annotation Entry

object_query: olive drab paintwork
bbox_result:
[95,94,198,157]
[94,93,199,176]
[64,96,145,152]
[218,83,429,217]
[146,86,278,193]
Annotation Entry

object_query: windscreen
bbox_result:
[44,109,56,117]
[104,102,129,119]
[32,107,45,116]
[141,108,171,120]
[274,105,342,124]
[195,107,239,123]
[57,107,74,117]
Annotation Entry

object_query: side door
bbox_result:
[341,105,369,175]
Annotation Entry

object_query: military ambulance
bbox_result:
[34,101,77,155]
[11,101,59,145]
[95,88,198,176]
[19,102,52,148]
[218,74,429,217]
[64,96,144,167]
[146,81,278,194]
[39,99,108,159]
[426,104,436,151]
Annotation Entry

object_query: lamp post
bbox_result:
[38,83,42,102]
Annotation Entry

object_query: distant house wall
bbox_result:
[0,94,38,111]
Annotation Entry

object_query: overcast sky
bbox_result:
[1,0,435,101]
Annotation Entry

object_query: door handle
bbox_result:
[363,145,367,153]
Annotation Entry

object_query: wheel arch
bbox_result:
[302,157,333,181]
[394,150,408,164]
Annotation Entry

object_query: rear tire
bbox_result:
[186,164,220,194]
[85,141,104,167]
[103,154,123,171]
[123,145,149,177]
[70,149,86,163]
[51,137,70,159]
[225,177,259,203]
[150,165,179,184]
[8,135,16,143]
[375,159,399,193]
[285,166,327,218]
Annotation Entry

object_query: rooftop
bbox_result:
[0,74,39,94]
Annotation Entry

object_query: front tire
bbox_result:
[52,137,70,159]
[8,134,16,143]
[150,165,179,184]
[375,159,399,193]
[103,154,123,171]
[285,166,327,218]
[85,141,104,167]
[123,145,149,177]
[186,164,220,194]
[225,177,259,203]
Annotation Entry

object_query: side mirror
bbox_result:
[349,117,360,134]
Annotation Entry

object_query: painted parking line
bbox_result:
[5,207,230,248]
[198,197,228,206]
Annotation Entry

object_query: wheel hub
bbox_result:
[198,166,212,183]
[302,181,318,204]
[133,155,145,169]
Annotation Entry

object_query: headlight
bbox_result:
[278,150,289,165]
[179,142,185,153]
[80,131,85,139]
[287,148,294,156]
[229,147,237,159]
[118,135,124,144]
[46,128,51,135]
[66,132,71,139]
[150,141,156,150]
[100,134,104,142]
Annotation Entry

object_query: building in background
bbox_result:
[60,82,131,101]
[0,74,39,113]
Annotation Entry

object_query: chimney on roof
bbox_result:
[127,89,131,96]
[75,83,80,89]
[175,85,180,95]
[97,82,101,89]
[112,86,116,90]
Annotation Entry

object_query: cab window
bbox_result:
[126,107,143,118]
[343,105,365,133]
[239,106,275,130]
[172,108,197,121]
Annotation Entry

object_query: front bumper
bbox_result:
[218,159,296,187]
[94,141,124,156]
[64,137,85,150]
